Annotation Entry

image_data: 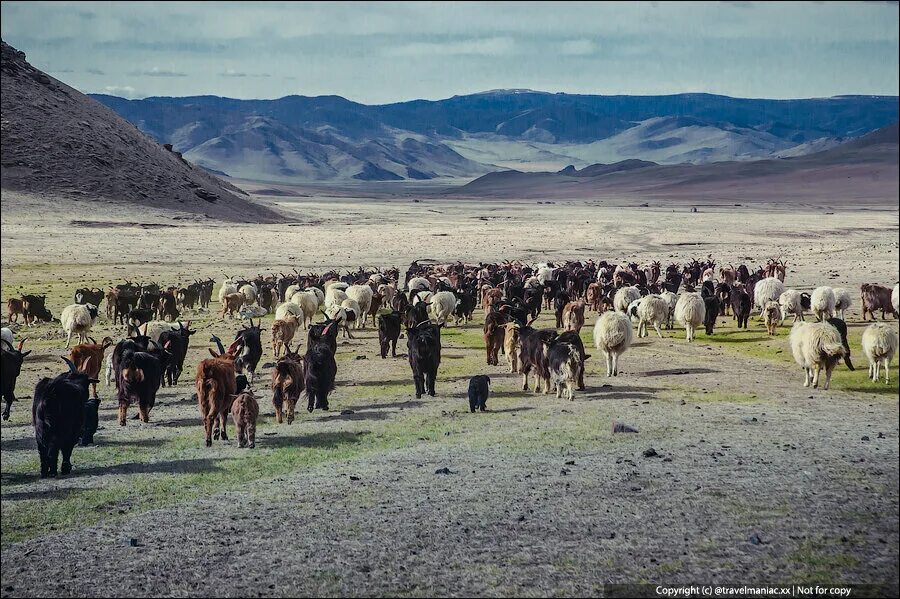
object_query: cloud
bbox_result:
[101,85,142,99]
[387,37,517,57]
[49,67,75,73]
[86,67,105,75]
[559,39,597,56]
[218,68,270,78]
[129,66,188,77]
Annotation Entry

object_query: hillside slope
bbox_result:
[0,41,280,222]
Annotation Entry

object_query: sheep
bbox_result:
[593,311,633,377]
[217,278,238,303]
[412,290,433,306]
[428,291,458,326]
[789,321,847,389]
[271,315,301,358]
[346,285,374,329]
[60,303,99,348]
[407,276,431,296]
[613,286,641,313]
[764,301,781,336]
[833,288,852,320]
[284,283,302,302]
[754,277,785,316]
[275,301,302,321]
[659,291,678,330]
[779,290,805,324]
[637,294,668,338]
[324,286,348,309]
[674,293,705,342]
[239,283,258,306]
[811,286,836,322]
[304,287,325,308]
[289,291,319,329]
[862,323,898,384]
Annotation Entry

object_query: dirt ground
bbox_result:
[1,189,898,596]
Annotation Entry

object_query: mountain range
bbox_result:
[91,90,899,183]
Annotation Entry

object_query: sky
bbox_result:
[1,1,898,103]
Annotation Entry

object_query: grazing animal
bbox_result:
[637,294,668,338]
[467,375,491,413]
[346,285,374,329]
[7,298,26,323]
[79,397,100,446]
[703,295,720,335]
[562,300,586,333]
[825,317,855,372]
[221,293,245,319]
[22,294,54,324]
[231,391,259,448]
[614,286,641,313]
[407,321,442,398]
[69,336,113,399]
[892,284,899,316]
[324,286,349,309]
[779,290,805,324]
[810,286,836,322]
[659,290,678,330]
[503,322,522,374]
[518,327,557,393]
[1,338,30,420]
[862,322,898,384]
[833,288,852,321]
[764,301,781,336]
[271,350,305,424]
[217,278,238,303]
[731,287,752,329]
[271,315,301,358]
[860,283,898,320]
[548,342,583,401]
[482,288,503,315]
[275,301,302,321]
[233,320,264,383]
[482,310,507,366]
[196,336,239,446]
[117,349,163,425]
[428,291,459,326]
[553,291,571,328]
[377,311,402,359]
[754,277,785,316]
[789,321,847,390]
[33,358,96,477]
[557,330,589,390]
[74,287,105,307]
[61,303,99,348]
[675,293,705,342]
[593,311,633,377]
[157,322,195,387]
[304,321,338,412]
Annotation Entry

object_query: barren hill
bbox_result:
[0,41,280,223]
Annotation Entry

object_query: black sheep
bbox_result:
[467,375,491,413]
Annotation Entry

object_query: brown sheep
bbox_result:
[271,351,305,424]
[483,310,507,365]
[562,300,586,333]
[503,322,521,373]
[69,336,114,399]
[271,315,301,358]
[230,391,259,448]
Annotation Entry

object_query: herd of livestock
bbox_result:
[1,257,898,479]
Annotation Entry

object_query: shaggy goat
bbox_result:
[548,342,583,401]
[675,293,705,342]
[593,311,633,377]
[407,321,442,398]
[231,391,259,448]
[271,350,305,424]
[467,375,491,413]
[754,277,785,316]
[779,290,805,324]
[1,337,30,421]
[377,311,402,358]
[764,301,781,336]
[861,283,898,320]
[862,323,898,384]
[562,300,587,333]
[833,288,852,321]
[614,286,641,313]
[272,315,301,358]
[69,336,113,399]
[196,335,239,446]
[304,321,338,412]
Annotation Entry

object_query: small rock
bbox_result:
[613,421,639,433]
[129,538,139,547]
[355,355,367,360]
[349,475,360,481]
[564,460,576,465]
[749,532,763,545]
[434,467,454,475]
[643,448,659,458]
[340,409,355,415]
[861,435,870,441]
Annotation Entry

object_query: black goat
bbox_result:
[234,319,264,384]
[731,288,752,329]
[378,311,402,358]
[304,320,338,412]
[467,375,491,413]
[116,349,163,425]
[157,321,195,386]
[1,338,31,420]
[406,321,442,399]
[826,317,856,371]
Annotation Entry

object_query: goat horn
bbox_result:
[16,338,27,352]
[62,357,78,373]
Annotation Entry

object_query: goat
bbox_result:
[196,335,239,446]
[1,338,30,420]
[231,391,259,448]
[548,342,583,401]
[703,295,720,335]
[117,348,163,425]
[304,321,338,412]
[407,321,442,399]
[731,287,751,329]
[519,326,557,393]
[467,375,491,413]
[271,349,305,424]
[272,315,301,358]
[69,336,113,399]
[221,293,245,319]
[861,283,898,321]
[233,320,264,384]
[675,293,705,342]
[562,300,586,333]
[764,301,781,336]
[482,310,507,366]
[377,311,402,359]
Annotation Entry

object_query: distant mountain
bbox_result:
[0,41,279,222]
[91,90,899,183]
[453,122,899,205]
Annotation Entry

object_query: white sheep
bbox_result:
[217,277,238,303]
[1,327,13,349]
[810,286,835,322]
[593,311,633,377]
[862,323,898,384]
[239,283,258,306]
[346,285,374,329]
[61,303,99,348]
[324,287,348,309]
[429,291,459,325]
[674,292,705,342]
[407,277,431,297]
[833,287,852,320]
[290,291,319,329]
[613,286,641,313]
[779,290,805,324]
[754,277,785,316]
[637,294,668,339]
[141,320,180,342]
[284,283,302,302]
[789,321,846,389]
[659,291,678,329]
[275,301,302,321]
[304,287,325,308]
[341,298,362,330]
[893,284,899,316]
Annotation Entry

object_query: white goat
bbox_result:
[290,291,319,329]
[754,277,785,316]
[675,293,705,342]
[811,286,836,322]
[429,291,459,325]
[346,285,374,329]
[593,311,633,377]
[789,321,846,389]
[217,278,238,303]
[862,323,898,384]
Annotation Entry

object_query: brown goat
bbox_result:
[483,310,507,365]
[271,315,301,358]
[230,391,259,448]
[482,288,503,315]
[104,288,117,319]
[562,300,586,333]
[271,351,305,424]
[503,322,521,373]
[69,336,114,399]
[368,292,384,328]
[196,339,239,446]
[6,298,25,323]
[861,283,898,321]
[585,283,602,312]
[220,293,245,319]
